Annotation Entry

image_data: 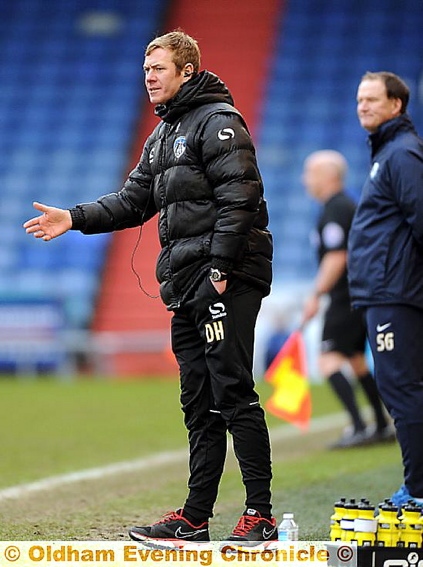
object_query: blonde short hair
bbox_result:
[145,30,201,75]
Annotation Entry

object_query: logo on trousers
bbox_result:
[209,302,227,319]
[376,322,392,333]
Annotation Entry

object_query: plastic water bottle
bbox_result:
[397,502,423,548]
[330,497,346,541]
[355,499,377,546]
[340,498,358,541]
[376,500,400,547]
[278,513,299,541]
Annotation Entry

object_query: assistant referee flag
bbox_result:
[265,330,311,431]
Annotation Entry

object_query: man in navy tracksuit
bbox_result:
[348,71,423,507]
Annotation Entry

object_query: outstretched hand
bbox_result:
[23,202,72,241]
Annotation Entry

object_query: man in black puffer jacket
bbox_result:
[24,30,276,545]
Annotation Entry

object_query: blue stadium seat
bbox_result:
[0,0,166,328]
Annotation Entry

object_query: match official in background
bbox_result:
[349,71,423,507]
[302,150,394,449]
[24,30,276,544]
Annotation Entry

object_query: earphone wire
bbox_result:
[130,224,160,299]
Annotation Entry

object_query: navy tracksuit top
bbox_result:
[348,114,423,309]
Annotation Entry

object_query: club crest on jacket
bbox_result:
[173,136,187,159]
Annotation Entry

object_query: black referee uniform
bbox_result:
[316,192,366,357]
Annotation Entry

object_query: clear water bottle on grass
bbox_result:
[278,512,299,541]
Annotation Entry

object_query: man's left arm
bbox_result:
[199,112,263,272]
[393,147,423,245]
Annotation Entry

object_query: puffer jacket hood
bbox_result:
[155,71,234,123]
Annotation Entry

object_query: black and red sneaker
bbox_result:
[128,509,210,543]
[226,508,277,545]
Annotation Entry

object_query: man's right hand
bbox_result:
[302,293,320,325]
[23,201,72,241]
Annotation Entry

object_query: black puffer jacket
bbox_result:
[70,71,273,310]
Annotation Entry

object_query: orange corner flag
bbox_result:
[264,329,311,431]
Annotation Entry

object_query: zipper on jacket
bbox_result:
[158,123,171,237]
[158,122,177,306]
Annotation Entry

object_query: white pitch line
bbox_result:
[0,411,347,502]
[0,449,187,501]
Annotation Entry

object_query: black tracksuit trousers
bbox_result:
[171,274,273,521]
